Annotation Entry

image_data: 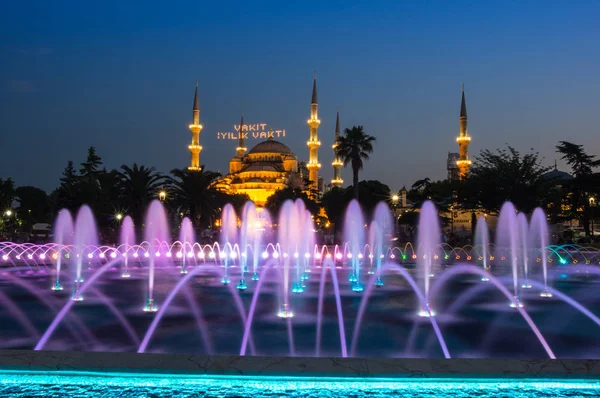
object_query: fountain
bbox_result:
[0,198,598,366]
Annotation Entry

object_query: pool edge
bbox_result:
[0,349,598,379]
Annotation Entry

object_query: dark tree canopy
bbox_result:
[464,146,552,214]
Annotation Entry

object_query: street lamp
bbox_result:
[4,210,12,217]
[158,190,167,201]
[115,213,123,221]
[392,194,399,203]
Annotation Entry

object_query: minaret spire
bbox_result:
[331,110,343,187]
[188,82,203,171]
[236,112,246,157]
[306,72,321,196]
[456,84,471,179]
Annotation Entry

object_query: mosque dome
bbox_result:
[247,140,293,155]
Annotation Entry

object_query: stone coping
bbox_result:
[0,349,598,379]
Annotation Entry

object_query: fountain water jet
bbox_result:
[220,204,237,285]
[72,206,98,300]
[52,209,73,291]
[344,200,366,292]
[143,200,169,312]
[496,202,523,308]
[417,201,440,316]
[120,216,135,278]
[530,208,552,297]
[474,216,490,281]
[517,212,531,288]
[179,217,195,275]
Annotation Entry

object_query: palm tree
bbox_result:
[168,168,222,228]
[118,164,165,227]
[335,125,376,199]
[556,141,600,237]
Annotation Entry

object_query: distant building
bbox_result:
[447,152,460,181]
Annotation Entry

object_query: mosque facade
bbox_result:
[186,75,336,206]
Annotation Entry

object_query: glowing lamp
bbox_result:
[230,252,237,259]
[166,252,172,258]
[326,253,332,259]
[99,253,105,259]
[2,255,8,261]
[347,253,353,259]
[261,251,269,259]
[176,252,183,259]
[273,252,280,259]
[87,253,93,259]
[143,252,149,258]
[219,252,226,259]
[335,253,342,260]
[390,254,395,259]
[412,254,417,260]
[110,252,117,259]
[358,253,363,259]
[294,252,299,259]
[16,255,21,260]
[133,252,139,258]
[315,253,322,259]
[155,252,161,257]
[304,253,310,259]
[39,253,46,260]
[208,251,216,259]
[52,253,58,260]
[27,254,33,260]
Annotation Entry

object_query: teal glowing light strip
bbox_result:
[0,370,598,392]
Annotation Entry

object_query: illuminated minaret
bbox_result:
[331,110,343,187]
[456,84,472,179]
[236,113,247,157]
[306,73,321,192]
[188,81,203,171]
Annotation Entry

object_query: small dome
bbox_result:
[248,140,293,155]
[542,169,573,182]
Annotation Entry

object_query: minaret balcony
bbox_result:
[188,144,203,151]
[306,162,321,169]
[456,136,471,143]
[332,160,343,167]
[456,159,472,166]
[306,140,321,147]
[331,178,344,185]
[307,118,321,126]
[188,166,202,172]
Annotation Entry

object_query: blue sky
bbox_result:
[1,0,599,191]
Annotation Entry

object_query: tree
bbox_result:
[168,168,222,228]
[118,164,165,227]
[556,141,600,237]
[335,126,376,199]
[52,160,81,213]
[80,147,103,178]
[15,186,50,231]
[0,178,15,212]
[321,187,348,231]
[265,187,319,219]
[464,146,552,214]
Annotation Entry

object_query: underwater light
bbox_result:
[176,252,183,259]
[262,251,269,259]
[99,253,105,259]
[110,252,117,259]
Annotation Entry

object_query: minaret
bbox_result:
[236,113,246,157]
[306,73,321,193]
[456,84,472,179]
[188,81,203,171]
[331,110,343,187]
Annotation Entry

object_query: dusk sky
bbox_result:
[1,0,599,192]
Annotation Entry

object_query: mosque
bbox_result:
[185,75,473,207]
[185,75,343,206]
